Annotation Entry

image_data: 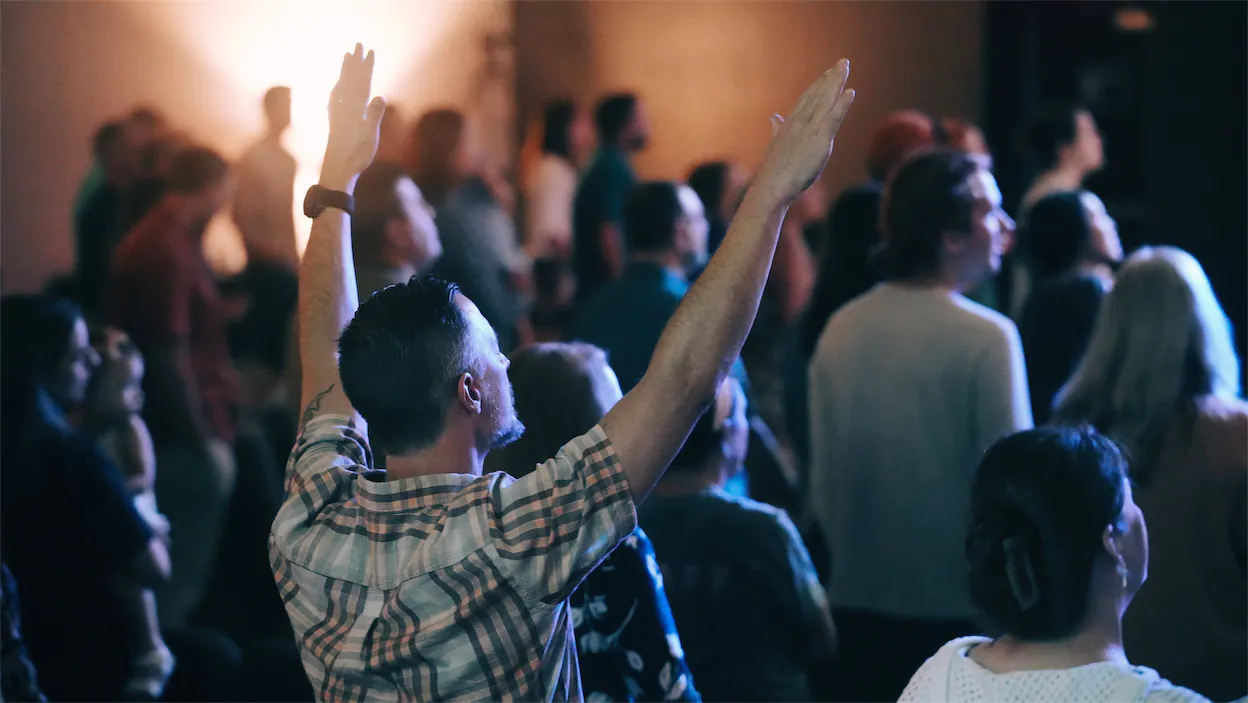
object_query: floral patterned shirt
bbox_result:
[571,529,700,702]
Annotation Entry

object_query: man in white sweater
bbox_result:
[807,149,1032,701]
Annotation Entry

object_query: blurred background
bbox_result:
[1,0,1244,363]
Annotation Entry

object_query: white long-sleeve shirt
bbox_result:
[807,283,1033,620]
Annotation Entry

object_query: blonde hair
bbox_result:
[1053,246,1240,482]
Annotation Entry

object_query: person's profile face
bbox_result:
[626,102,650,152]
[676,185,710,270]
[570,110,595,164]
[456,296,524,451]
[961,168,1014,282]
[1074,110,1104,172]
[50,318,99,409]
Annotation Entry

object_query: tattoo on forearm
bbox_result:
[300,384,335,431]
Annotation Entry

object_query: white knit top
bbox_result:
[900,637,1210,703]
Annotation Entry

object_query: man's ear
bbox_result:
[942,230,967,257]
[457,372,484,416]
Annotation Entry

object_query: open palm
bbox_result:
[324,44,386,181]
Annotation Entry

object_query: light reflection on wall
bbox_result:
[125,0,507,270]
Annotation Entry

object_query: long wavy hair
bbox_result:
[1053,247,1240,484]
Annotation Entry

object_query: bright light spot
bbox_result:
[123,0,507,267]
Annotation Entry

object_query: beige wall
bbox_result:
[517,1,983,190]
[1,0,510,294]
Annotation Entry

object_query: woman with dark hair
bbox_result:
[687,161,748,260]
[0,295,178,700]
[783,181,881,469]
[1017,190,1122,423]
[410,108,531,351]
[524,99,592,261]
[487,343,699,702]
[1055,247,1245,701]
[901,426,1206,702]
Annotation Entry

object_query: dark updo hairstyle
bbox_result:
[1018,191,1093,283]
[967,426,1129,641]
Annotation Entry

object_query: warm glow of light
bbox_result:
[123,0,507,271]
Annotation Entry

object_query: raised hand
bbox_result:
[322,44,386,188]
[754,60,855,205]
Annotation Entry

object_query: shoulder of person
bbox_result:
[1137,668,1213,703]
[1193,396,1248,466]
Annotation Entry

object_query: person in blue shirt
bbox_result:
[572,93,649,302]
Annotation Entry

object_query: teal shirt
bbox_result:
[569,261,749,395]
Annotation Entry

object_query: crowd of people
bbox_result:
[0,41,1243,703]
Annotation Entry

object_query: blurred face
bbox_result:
[587,357,624,417]
[723,164,750,222]
[675,185,710,270]
[718,379,749,477]
[625,102,651,152]
[89,355,145,423]
[457,296,524,451]
[1080,191,1122,264]
[392,177,441,268]
[949,168,1014,287]
[1071,110,1105,173]
[267,91,293,133]
[570,110,595,164]
[48,318,99,409]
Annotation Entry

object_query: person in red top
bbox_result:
[109,145,238,628]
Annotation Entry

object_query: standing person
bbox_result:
[271,44,854,700]
[411,108,531,352]
[687,160,749,261]
[807,149,1030,701]
[1016,191,1122,423]
[525,99,593,261]
[1054,247,1245,701]
[572,93,649,302]
[489,343,699,702]
[900,427,1207,703]
[75,121,138,318]
[229,87,300,383]
[640,377,834,702]
[1006,105,1107,317]
[109,146,240,628]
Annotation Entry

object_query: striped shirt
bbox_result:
[270,414,636,701]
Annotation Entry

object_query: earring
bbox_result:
[1117,565,1128,590]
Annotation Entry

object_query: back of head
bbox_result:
[867,110,936,182]
[967,426,1128,641]
[492,343,616,479]
[166,146,229,195]
[801,184,883,355]
[624,181,683,254]
[1025,105,1082,172]
[93,121,129,161]
[1019,191,1091,281]
[338,276,473,455]
[942,117,990,155]
[353,161,410,265]
[875,149,982,281]
[688,162,730,224]
[669,377,746,474]
[408,108,466,205]
[1054,247,1240,480]
[263,86,292,128]
[541,99,576,160]
[595,93,638,145]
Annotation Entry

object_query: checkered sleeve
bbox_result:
[271,414,373,568]
[488,425,637,604]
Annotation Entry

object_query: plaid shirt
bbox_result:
[270,414,636,701]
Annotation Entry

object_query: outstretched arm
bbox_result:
[602,61,855,502]
[297,44,386,428]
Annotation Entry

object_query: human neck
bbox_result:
[890,268,963,293]
[1041,162,1087,191]
[384,434,485,481]
[984,594,1128,671]
[630,251,686,280]
[654,462,723,496]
